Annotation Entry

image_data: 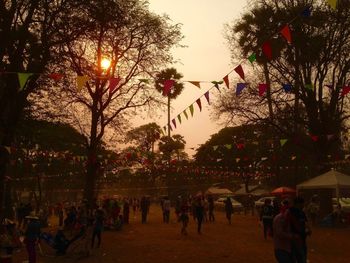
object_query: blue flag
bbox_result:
[236,83,247,96]
[301,6,311,17]
[283,84,293,92]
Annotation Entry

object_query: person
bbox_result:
[288,197,311,263]
[0,219,21,263]
[195,197,205,234]
[91,208,105,248]
[208,195,215,222]
[24,213,41,263]
[163,197,171,224]
[273,207,298,263]
[224,197,233,224]
[123,199,130,224]
[53,228,70,255]
[306,196,319,226]
[260,198,274,239]
[140,196,148,224]
[179,198,190,235]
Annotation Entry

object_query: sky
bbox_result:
[139,0,249,157]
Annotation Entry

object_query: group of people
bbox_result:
[260,197,312,263]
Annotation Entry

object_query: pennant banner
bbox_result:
[172,119,177,129]
[189,104,194,117]
[109,77,121,93]
[204,91,210,104]
[223,75,230,89]
[234,65,245,80]
[76,75,89,91]
[341,86,350,96]
[280,25,292,43]
[236,83,247,96]
[189,81,201,89]
[183,109,189,120]
[18,73,33,91]
[177,114,182,124]
[196,98,202,112]
[262,41,272,60]
[48,73,63,81]
[283,84,293,92]
[248,53,256,63]
[163,80,175,96]
[259,83,268,96]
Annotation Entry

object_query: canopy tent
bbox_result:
[271,186,296,196]
[297,170,350,200]
[205,187,233,195]
[234,184,269,196]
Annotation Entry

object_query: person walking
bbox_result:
[163,197,171,224]
[24,213,41,263]
[224,197,233,224]
[273,208,297,263]
[260,198,274,239]
[208,195,215,222]
[91,208,105,249]
[195,197,205,234]
[179,198,190,235]
[140,196,148,224]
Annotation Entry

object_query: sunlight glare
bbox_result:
[101,58,111,70]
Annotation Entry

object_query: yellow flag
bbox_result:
[76,75,89,91]
[328,0,337,9]
[18,73,33,91]
[189,81,201,89]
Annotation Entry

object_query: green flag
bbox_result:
[183,109,188,120]
[248,53,256,63]
[189,104,194,117]
[280,139,288,147]
[18,73,33,91]
[177,114,182,124]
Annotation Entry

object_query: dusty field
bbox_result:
[13,205,350,263]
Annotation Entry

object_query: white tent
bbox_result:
[297,170,350,200]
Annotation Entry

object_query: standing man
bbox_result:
[163,197,171,224]
[208,195,215,222]
[24,213,41,263]
[224,197,233,225]
[260,198,274,239]
[195,197,205,234]
[91,207,105,249]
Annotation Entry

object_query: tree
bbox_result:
[216,0,350,173]
[158,134,186,162]
[154,67,184,137]
[0,0,89,216]
[126,122,162,154]
[34,0,183,204]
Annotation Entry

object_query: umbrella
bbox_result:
[271,186,296,196]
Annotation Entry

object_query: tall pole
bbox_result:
[167,95,171,138]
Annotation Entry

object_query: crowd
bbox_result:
[0,194,327,263]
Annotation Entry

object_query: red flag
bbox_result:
[341,86,350,96]
[234,65,245,80]
[48,73,63,81]
[109,77,121,93]
[262,41,272,60]
[280,25,292,43]
[204,91,210,104]
[163,80,175,96]
[259,83,268,96]
[223,75,230,88]
[196,98,202,112]
[172,119,177,128]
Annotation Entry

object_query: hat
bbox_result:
[25,212,39,220]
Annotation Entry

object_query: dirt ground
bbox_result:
[13,205,350,263]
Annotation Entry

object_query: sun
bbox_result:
[101,58,111,70]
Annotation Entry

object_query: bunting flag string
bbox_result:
[196,98,202,112]
[280,25,292,43]
[18,73,34,91]
[262,41,273,60]
[189,104,194,117]
[223,75,230,89]
[183,109,189,120]
[109,77,121,93]
[76,75,89,91]
[172,119,177,129]
[248,53,256,64]
[259,83,268,97]
[204,91,210,104]
[341,86,350,96]
[189,81,201,89]
[236,83,247,96]
[234,65,245,80]
[177,114,182,124]
[283,84,293,92]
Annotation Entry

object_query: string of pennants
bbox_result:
[161,0,346,133]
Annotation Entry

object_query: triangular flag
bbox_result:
[76,75,89,91]
[212,81,223,92]
[341,86,350,96]
[109,77,121,93]
[234,65,245,80]
[225,144,232,149]
[310,135,318,142]
[4,146,11,154]
[248,53,256,63]
[177,114,182,124]
[223,75,230,89]
[327,0,337,9]
[168,124,173,131]
[237,143,245,149]
[301,6,312,17]
[283,84,293,92]
[183,109,189,120]
[172,119,177,129]
[18,73,33,91]
[262,41,272,60]
[213,146,218,151]
[204,91,210,104]
[280,139,288,147]
[189,81,201,89]
[258,83,268,96]
[189,104,194,116]
[236,83,247,96]
[139,79,149,83]
[163,126,167,133]
[305,84,313,91]
[163,79,175,96]
[196,98,202,112]
[48,73,63,81]
[280,25,292,43]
